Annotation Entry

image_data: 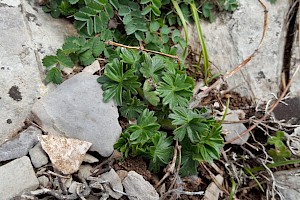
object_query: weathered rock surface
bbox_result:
[29,143,49,168]
[0,126,41,162]
[39,134,92,174]
[222,110,249,145]
[188,0,291,103]
[290,12,300,97]
[0,0,76,145]
[123,171,159,200]
[0,156,39,200]
[38,175,50,188]
[203,174,224,200]
[83,153,99,163]
[31,72,122,157]
[78,164,93,179]
[100,169,123,199]
[274,168,300,200]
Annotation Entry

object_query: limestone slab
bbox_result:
[0,0,76,145]
[188,0,291,103]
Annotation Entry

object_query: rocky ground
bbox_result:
[1,0,300,200]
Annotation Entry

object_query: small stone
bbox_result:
[274,169,300,200]
[100,169,123,199]
[123,171,159,200]
[117,170,128,182]
[0,126,41,162]
[78,164,93,179]
[39,134,92,174]
[0,156,39,199]
[82,60,100,74]
[83,154,99,163]
[203,174,223,200]
[68,181,80,194]
[29,143,49,168]
[38,175,50,188]
[222,110,249,145]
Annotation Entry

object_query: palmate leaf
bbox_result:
[127,109,161,143]
[169,107,205,142]
[140,54,164,83]
[193,122,224,163]
[97,58,141,105]
[149,132,173,172]
[180,141,199,176]
[157,73,194,109]
[119,91,146,120]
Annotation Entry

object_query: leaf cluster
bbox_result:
[98,49,224,175]
[267,131,291,162]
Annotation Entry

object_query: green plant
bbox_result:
[40,0,240,175]
[267,131,291,161]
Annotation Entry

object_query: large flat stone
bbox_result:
[0,0,76,145]
[188,0,290,103]
[31,72,122,157]
[0,156,39,200]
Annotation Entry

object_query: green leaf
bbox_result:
[125,23,138,35]
[56,49,74,68]
[120,48,140,65]
[68,0,79,4]
[143,79,160,106]
[45,67,62,84]
[157,73,193,109]
[171,29,181,43]
[92,38,105,57]
[141,5,152,15]
[152,0,162,8]
[151,4,161,16]
[74,11,90,21]
[119,91,146,120]
[140,54,164,83]
[160,25,170,35]
[119,5,131,16]
[109,0,119,9]
[42,55,58,68]
[141,0,150,4]
[127,109,161,143]
[87,17,94,35]
[149,132,173,172]
[79,49,95,66]
[169,107,202,142]
[123,14,132,25]
[150,21,160,33]
[97,58,141,105]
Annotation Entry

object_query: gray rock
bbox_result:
[31,72,122,157]
[290,13,300,97]
[0,0,76,145]
[68,181,80,194]
[38,175,50,188]
[274,168,300,200]
[100,169,123,199]
[0,126,41,162]
[29,143,49,168]
[0,156,39,200]
[83,153,99,163]
[82,60,100,74]
[78,164,93,179]
[188,0,291,103]
[222,110,249,145]
[123,171,159,200]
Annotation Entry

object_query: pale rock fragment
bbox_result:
[39,135,92,174]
